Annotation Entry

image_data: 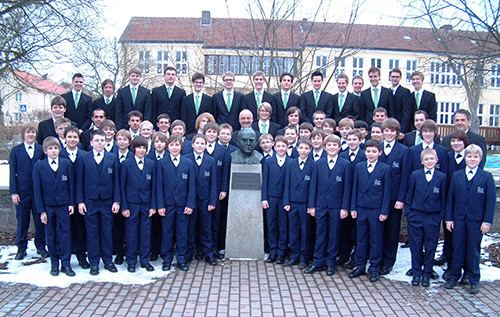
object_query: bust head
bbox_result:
[237,128,258,155]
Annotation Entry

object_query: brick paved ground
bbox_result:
[0,260,499,316]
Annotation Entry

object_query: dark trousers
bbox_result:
[112,212,125,257]
[216,197,229,251]
[338,213,356,261]
[160,206,189,265]
[382,203,402,269]
[70,209,87,261]
[355,208,383,274]
[266,196,287,257]
[16,195,45,251]
[312,207,340,267]
[449,219,483,285]
[84,199,113,267]
[150,213,162,257]
[287,202,309,263]
[407,210,440,278]
[211,201,221,254]
[45,206,71,268]
[124,203,151,266]
[191,199,214,258]
[442,221,453,264]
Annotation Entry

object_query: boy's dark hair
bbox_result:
[171,119,186,131]
[91,129,106,140]
[310,130,324,139]
[167,135,184,148]
[72,73,84,80]
[390,68,402,76]
[354,120,369,130]
[42,136,61,151]
[449,130,470,147]
[164,66,177,75]
[297,138,312,148]
[51,95,66,108]
[371,122,383,130]
[219,123,233,133]
[381,118,400,134]
[156,113,171,123]
[368,66,381,75]
[337,73,349,82]
[191,72,205,83]
[414,110,429,119]
[274,135,287,145]
[203,122,219,134]
[131,135,148,152]
[299,122,314,132]
[324,118,336,129]
[128,110,143,121]
[192,133,207,144]
[373,107,387,115]
[64,125,80,138]
[310,70,323,80]
[365,139,381,151]
[284,125,297,134]
[280,72,294,82]
[286,106,301,117]
[101,79,115,90]
[419,119,437,133]
[347,128,362,140]
[152,131,168,143]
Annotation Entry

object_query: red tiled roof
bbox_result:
[14,70,67,95]
[119,17,486,54]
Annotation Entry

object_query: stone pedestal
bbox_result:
[225,164,264,259]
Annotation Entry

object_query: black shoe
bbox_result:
[205,256,217,266]
[127,266,136,273]
[284,259,299,267]
[162,263,171,271]
[430,269,439,280]
[104,263,118,273]
[369,273,380,282]
[326,266,336,276]
[61,266,76,277]
[78,259,90,269]
[380,266,392,275]
[177,263,189,272]
[469,284,480,294]
[141,263,155,271]
[348,268,366,278]
[150,254,159,261]
[186,256,193,264]
[50,268,59,276]
[114,255,124,265]
[433,255,446,266]
[90,266,99,275]
[411,276,421,286]
[266,255,276,263]
[276,256,285,264]
[336,256,349,266]
[298,262,308,270]
[459,273,469,285]
[303,265,322,274]
[37,248,49,258]
[442,269,451,281]
[405,268,413,276]
[215,252,225,260]
[421,277,430,287]
[195,254,204,261]
[444,280,456,289]
[345,260,356,270]
[14,250,27,260]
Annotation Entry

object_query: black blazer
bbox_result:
[299,90,333,122]
[115,85,152,130]
[181,93,214,134]
[213,90,245,130]
[92,96,116,123]
[36,118,56,144]
[62,91,93,130]
[251,121,280,137]
[243,91,277,122]
[441,130,487,168]
[332,92,359,123]
[411,90,437,123]
[151,85,186,124]
[273,91,301,128]
[358,86,393,125]
[389,86,413,133]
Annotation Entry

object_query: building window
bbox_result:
[315,55,328,77]
[175,51,188,75]
[283,57,296,75]
[352,57,363,77]
[477,104,483,126]
[262,56,271,75]
[489,104,500,126]
[229,56,240,75]
[157,51,168,74]
[240,56,251,75]
[430,61,461,86]
[138,50,151,74]
[15,92,22,102]
[438,102,460,124]
[388,59,400,80]
[491,64,500,88]
[406,60,418,83]
[334,57,346,78]
[371,58,381,68]
[206,55,218,75]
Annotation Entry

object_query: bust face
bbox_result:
[237,128,257,155]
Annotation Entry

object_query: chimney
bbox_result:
[440,24,453,31]
[300,18,309,33]
[201,10,212,26]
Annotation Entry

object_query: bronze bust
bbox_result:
[230,128,263,164]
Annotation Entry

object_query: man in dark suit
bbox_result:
[388,68,413,133]
[181,72,214,135]
[93,79,116,123]
[273,73,300,128]
[243,71,277,122]
[115,68,152,130]
[411,71,437,123]
[80,108,107,151]
[332,73,359,123]
[403,110,429,147]
[299,71,333,122]
[37,96,67,144]
[151,66,186,125]
[213,71,245,130]
[62,73,93,130]
[358,67,393,125]
[252,102,280,137]
[441,109,487,168]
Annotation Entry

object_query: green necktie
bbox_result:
[415,91,421,109]
[314,90,320,108]
[131,87,137,105]
[226,93,232,111]
[195,95,200,114]
[74,92,80,109]
[282,92,289,109]
[167,87,173,98]
[338,93,345,111]
[415,132,423,145]
[255,92,262,106]
[372,87,379,106]
[261,122,268,134]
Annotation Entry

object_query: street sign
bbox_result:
[19,104,27,112]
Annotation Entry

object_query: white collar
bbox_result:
[134,156,144,164]
[93,149,104,157]
[170,154,180,161]
[48,157,59,164]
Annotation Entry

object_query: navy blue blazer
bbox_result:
[9,143,45,196]
[206,143,229,193]
[339,149,366,167]
[62,91,93,130]
[60,147,87,177]
[380,142,409,202]
[283,157,314,205]
[76,151,120,203]
[115,85,152,129]
[445,169,496,224]
[251,121,280,137]
[411,90,437,123]
[120,157,156,210]
[358,86,393,125]
[145,150,164,161]
[181,93,214,135]
[446,151,466,178]
[36,118,57,144]
[273,91,301,127]
[243,91,277,122]
[299,90,333,122]
[351,161,392,215]
[262,155,289,200]
[33,158,74,211]
[309,150,327,161]
[156,156,196,209]
[389,86,413,133]
[332,92,359,123]
[405,169,447,215]
[92,96,116,123]
[114,149,134,163]
[407,143,448,173]
[151,85,186,123]
[185,153,218,206]
[441,130,487,168]
[308,157,352,210]
[213,90,245,130]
